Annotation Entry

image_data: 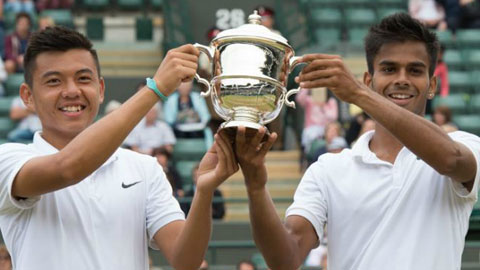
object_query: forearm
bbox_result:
[248,187,302,270]
[356,90,465,176]
[170,189,213,270]
[59,88,158,181]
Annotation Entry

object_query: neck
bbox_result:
[369,125,403,164]
[40,130,78,150]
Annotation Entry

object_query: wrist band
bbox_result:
[146,77,168,101]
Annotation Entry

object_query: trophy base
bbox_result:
[218,121,270,143]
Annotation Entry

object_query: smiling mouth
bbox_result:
[59,105,86,113]
[388,93,414,100]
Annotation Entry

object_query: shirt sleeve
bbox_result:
[0,143,41,214]
[145,158,185,249]
[448,131,480,200]
[285,161,328,245]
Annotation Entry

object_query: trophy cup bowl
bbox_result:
[193,11,305,140]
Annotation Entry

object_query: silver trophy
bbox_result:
[194,11,305,139]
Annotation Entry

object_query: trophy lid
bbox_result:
[213,11,290,47]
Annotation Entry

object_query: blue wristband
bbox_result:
[146,77,168,101]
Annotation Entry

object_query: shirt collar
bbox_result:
[32,132,119,167]
[351,130,388,164]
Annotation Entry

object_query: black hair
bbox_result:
[365,13,439,77]
[24,26,101,86]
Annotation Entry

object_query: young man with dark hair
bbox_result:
[0,26,238,270]
[235,13,480,270]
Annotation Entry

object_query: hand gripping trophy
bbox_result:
[194,11,305,140]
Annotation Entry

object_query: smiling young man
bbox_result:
[0,27,239,270]
[233,13,480,270]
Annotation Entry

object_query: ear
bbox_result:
[427,75,438,100]
[19,83,36,112]
[99,77,105,104]
[363,71,372,87]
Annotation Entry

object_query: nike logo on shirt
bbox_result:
[122,181,142,189]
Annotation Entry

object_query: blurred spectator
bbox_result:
[181,164,225,220]
[236,260,257,270]
[125,103,176,155]
[3,0,35,14]
[345,112,370,146]
[8,96,41,142]
[409,0,447,30]
[434,44,449,97]
[36,0,73,12]
[327,136,348,153]
[198,259,209,270]
[0,59,8,97]
[103,100,121,115]
[164,81,213,149]
[0,245,11,270]
[254,5,282,35]
[309,121,344,164]
[432,105,458,132]
[5,12,31,74]
[436,0,480,32]
[152,146,184,198]
[37,15,55,31]
[296,88,338,154]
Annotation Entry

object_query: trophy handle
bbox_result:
[193,43,214,97]
[285,56,307,108]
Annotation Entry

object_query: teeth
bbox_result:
[61,106,82,112]
[390,94,411,100]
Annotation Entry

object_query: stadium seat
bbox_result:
[307,0,339,6]
[173,138,207,162]
[307,139,326,163]
[465,49,480,68]
[40,9,74,29]
[345,8,376,26]
[443,49,464,70]
[175,160,198,188]
[251,253,268,269]
[86,17,104,41]
[117,0,143,10]
[432,94,468,115]
[449,71,474,94]
[83,0,109,10]
[136,17,153,41]
[454,115,480,136]
[150,0,163,9]
[313,28,342,47]
[5,73,24,97]
[348,28,369,47]
[469,94,480,113]
[375,0,407,7]
[456,29,480,47]
[435,30,455,48]
[310,8,342,25]
[0,117,15,139]
[377,8,405,19]
[0,97,14,117]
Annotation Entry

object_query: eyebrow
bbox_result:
[378,60,427,68]
[41,68,95,79]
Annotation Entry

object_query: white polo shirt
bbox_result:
[124,119,176,152]
[0,132,185,270]
[286,130,480,270]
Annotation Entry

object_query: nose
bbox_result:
[61,79,81,98]
[393,69,410,89]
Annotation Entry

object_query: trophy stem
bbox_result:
[232,107,260,123]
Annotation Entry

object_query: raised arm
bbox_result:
[297,54,476,187]
[153,132,239,270]
[235,127,318,269]
[12,45,200,198]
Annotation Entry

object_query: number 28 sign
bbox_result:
[215,8,246,30]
